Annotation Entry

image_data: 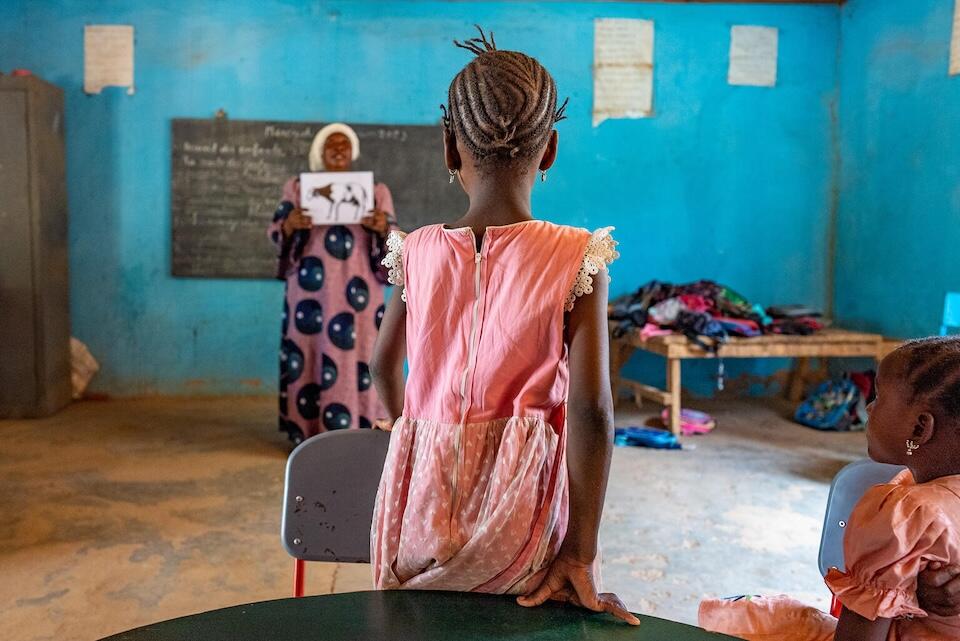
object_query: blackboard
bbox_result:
[171,119,467,279]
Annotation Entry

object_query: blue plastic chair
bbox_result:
[281,429,391,597]
[941,292,960,336]
[818,460,905,616]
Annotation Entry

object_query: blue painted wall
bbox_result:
[835,0,960,339]
[1,1,839,396]
[0,3,26,56]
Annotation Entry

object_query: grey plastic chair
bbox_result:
[818,459,904,615]
[281,429,391,597]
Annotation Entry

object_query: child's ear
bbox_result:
[913,412,936,445]
[539,130,559,171]
[444,129,461,172]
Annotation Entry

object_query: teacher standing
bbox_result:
[268,123,396,445]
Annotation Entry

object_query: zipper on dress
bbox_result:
[459,250,483,422]
[452,234,485,533]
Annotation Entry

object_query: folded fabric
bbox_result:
[639,323,673,341]
[771,317,823,335]
[678,294,711,313]
[767,304,822,319]
[715,316,762,337]
[699,595,836,641]
[648,297,684,325]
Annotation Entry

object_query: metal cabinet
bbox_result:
[0,75,70,417]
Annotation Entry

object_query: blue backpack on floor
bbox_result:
[795,379,868,432]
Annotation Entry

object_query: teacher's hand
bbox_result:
[282,208,313,237]
[373,419,394,431]
[361,210,391,237]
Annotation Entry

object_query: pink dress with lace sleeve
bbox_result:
[371,220,618,594]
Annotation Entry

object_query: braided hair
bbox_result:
[442,26,568,170]
[892,335,960,421]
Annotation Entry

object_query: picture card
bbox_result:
[299,171,375,225]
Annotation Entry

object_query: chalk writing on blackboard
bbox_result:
[170,119,466,279]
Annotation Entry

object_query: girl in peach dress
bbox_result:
[700,336,960,641]
[368,27,638,626]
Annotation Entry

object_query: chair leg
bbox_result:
[294,559,305,598]
[830,595,842,618]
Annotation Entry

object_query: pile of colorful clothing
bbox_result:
[609,280,824,352]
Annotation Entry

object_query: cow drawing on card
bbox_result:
[306,182,369,223]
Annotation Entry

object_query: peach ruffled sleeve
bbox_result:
[825,471,952,621]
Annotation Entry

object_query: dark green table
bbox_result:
[100,591,740,640]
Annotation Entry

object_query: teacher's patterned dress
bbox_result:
[268,176,396,442]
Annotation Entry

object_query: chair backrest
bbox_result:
[942,292,960,336]
[281,429,391,563]
[818,460,905,576]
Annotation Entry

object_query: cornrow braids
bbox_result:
[443,25,568,169]
[893,336,960,420]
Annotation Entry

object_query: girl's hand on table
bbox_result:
[517,554,641,626]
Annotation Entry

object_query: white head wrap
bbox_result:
[308,123,360,171]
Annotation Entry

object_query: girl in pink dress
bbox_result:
[369,28,638,626]
[700,336,960,641]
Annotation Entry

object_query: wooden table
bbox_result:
[98,591,737,641]
[610,328,889,436]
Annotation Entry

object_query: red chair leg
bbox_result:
[294,559,305,598]
[830,595,842,618]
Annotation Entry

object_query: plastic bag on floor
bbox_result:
[614,427,682,450]
[70,337,99,399]
[660,408,717,436]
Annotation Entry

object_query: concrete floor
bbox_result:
[0,396,867,641]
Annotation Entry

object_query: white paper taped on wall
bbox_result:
[593,18,654,126]
[728,25,778,88]
[950,0,960,76]
[84,25,135,95]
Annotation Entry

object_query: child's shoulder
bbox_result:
[509,222,619,262]
[523,220,613,239]
[854,470,957,528]
[924,474,960,519]
[400,223,448,245]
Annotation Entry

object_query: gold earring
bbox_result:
[906,439,920,456]
[448,169,458,184]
